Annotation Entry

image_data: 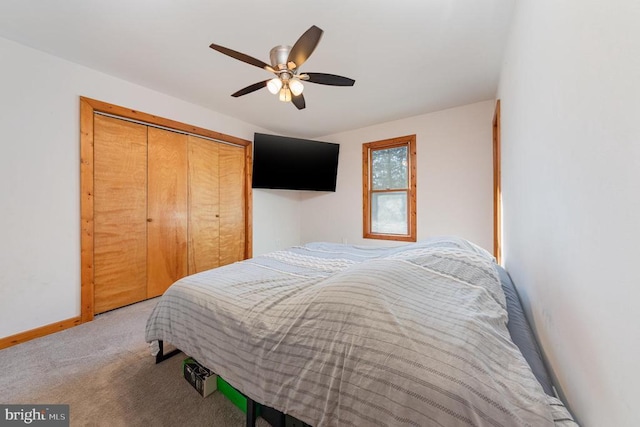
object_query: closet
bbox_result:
[86,105,249,315]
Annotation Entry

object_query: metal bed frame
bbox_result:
[155,340,310,427]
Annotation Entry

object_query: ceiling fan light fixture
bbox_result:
[289,79,304,96]
[267,78,283,94]
[279,87,292,102]
[209,25,355,111]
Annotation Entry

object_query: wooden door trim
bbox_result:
[80,97,253,323]
[244,144,253,259]
[81,97,251,147]
[492,99,502,264]
[80,99,95,322]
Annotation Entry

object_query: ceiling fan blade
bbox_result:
[231,80,269,97]
[303,73,355,86]
[291,93,306,110]
[287,26,323,70]
[209,43,275,73]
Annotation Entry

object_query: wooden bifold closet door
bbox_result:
[188,136,220,274]
[219,143,246,265]
[92,114,246,314]
[94,115,148,313]
[146,127,188,298]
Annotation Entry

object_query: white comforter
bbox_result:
[145,238,577,426]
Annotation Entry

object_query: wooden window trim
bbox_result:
[362,135,417,242]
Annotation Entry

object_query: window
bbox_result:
[362,135,416,241]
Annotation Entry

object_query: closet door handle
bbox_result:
[147,218,153,222]
[215,214,220,218]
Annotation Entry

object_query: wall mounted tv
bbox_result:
[252,133,340,192]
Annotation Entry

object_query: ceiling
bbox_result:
[0,0,515,138]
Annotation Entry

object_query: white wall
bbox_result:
[252,189,302,256]
[0,37,300,338]
[300,100,495,251]
[498,1,640,425]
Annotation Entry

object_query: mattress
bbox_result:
[146,237,577,426]
[497,265,554,396]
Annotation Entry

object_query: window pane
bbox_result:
[371,192,408,234]
[371,146,408,190]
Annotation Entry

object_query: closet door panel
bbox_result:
[219,144,246,265]
[188,136,220,274]
[147,127,188,297]
[94,115,148,313]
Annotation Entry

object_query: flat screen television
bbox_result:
[252,133,339,192]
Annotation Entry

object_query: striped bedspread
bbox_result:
[145,238,577,426]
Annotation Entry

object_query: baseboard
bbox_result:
[0,316,82,350]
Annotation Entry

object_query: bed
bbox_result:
[145,237,577,426]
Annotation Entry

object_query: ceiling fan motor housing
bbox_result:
[270,45,292,70]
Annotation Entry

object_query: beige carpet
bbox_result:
[0,299,270,427]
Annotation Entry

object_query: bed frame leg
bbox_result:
[260,405,286,427]
[246,397,257,427]
[155,340,181,364]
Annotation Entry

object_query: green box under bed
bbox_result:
[217,376,260,416]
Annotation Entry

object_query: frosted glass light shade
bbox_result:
[279,87,292,102]
[267,78,283,94]
[289,79,304,96]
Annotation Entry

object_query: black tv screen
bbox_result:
[252,133,339,192]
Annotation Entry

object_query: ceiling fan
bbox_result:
[209,25,355,110]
